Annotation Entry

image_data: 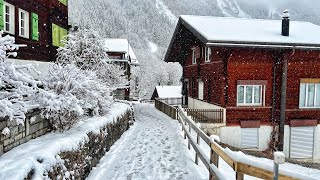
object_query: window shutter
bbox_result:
[31,13,39,40]
[52,23,60,47]
[59,28,67,47]
[0,0,4,30]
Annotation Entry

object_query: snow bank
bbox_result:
[0,103,130,180]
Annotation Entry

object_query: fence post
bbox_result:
[209,141,219,180]
[195,133,199,165]
[236,173,244,180]
[188,124,191,150]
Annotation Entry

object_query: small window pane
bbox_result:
[307,84,315,107]
[246,86,253,103]
[316,84,320,107]
[299,84,306,107]
[254,86,261,103]
[237,86,244,103]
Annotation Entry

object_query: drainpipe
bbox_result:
[278,54,288,151]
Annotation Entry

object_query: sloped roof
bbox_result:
[156,86,182,98]
[104,39,137,60]
[179,15,320,47]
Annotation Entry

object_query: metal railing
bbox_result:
[185,108,224,123]
[155,98,297,180]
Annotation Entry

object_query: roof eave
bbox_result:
[206,41,320,50]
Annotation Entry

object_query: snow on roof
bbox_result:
[104,39,137,60]
[156,86,182,98]
[180,15,320,46]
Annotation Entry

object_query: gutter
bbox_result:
[206,42,320,50]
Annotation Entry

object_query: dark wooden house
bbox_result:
[165,13,320,159]
[1,0,68,62]
[104,39,140,100]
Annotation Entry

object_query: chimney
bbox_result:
[281,10,290,36]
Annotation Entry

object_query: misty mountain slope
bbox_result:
[69,0,320,98]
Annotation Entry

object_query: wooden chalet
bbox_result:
[1,0,69,62]
[165,12,320,159]
[104,39,139,100]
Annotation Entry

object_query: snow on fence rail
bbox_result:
[154,99,299,180]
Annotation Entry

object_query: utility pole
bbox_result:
[278,56,287,151]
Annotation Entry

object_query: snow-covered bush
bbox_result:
[37,64,113,130]
[56,28,127,88]
[0,31,40,125]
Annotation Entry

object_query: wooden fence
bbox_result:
[155,99,177,119]
[185,108,224,123]
[155,101,298,180]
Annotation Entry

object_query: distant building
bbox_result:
[165,13,320,159]
[151,86,182,105]
[2,0,69,62]
[104,39,139,100]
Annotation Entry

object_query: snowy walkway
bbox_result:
[87,104,206,180]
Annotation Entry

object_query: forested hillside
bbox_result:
[69,0,320,98]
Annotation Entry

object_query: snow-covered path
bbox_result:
[87,104,206,180]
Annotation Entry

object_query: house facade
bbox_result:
[165,14,320,159]
[1,0,68,62]
[104,39,140,100]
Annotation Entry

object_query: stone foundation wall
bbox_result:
[46,112,130,179]
[0,110,51,155]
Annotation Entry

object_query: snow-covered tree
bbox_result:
[56,28,127,89]
[37,64,113,130]
[0,32,40,125]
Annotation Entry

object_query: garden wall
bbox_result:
[0,110,51,155]
[46,111,130,179]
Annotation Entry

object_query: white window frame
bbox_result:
[237,85,264,106]
[299,83,320,109]
[191,48,196,64]
[4,2,15,35]
[18,9,29,38]
[205,47,211,62]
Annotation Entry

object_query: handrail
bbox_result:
[175,103,298,180]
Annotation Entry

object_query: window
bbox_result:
[19,9,29,38]
[191,48,196,64]
[299,82,320,108]
[3,2,15,34]
[205,47,211,62]
[237,85,263,106]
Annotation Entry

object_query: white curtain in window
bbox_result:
[246,86,253,103]
[316,84,320,107]
[307,84,315,107]
[238,86,244,103]
[299,84,306,107]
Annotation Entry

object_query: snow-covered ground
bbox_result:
[87,104,207,180]
[0,103,130,180]
[88,104,320,180]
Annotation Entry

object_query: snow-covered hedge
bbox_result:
[37,64,113,130]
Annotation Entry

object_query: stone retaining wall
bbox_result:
[46,111,130,179]
[0,110,51,155]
